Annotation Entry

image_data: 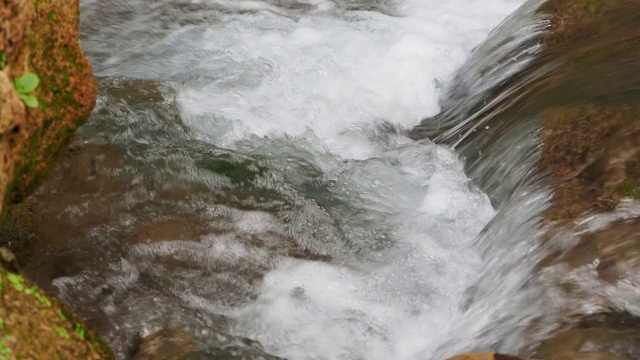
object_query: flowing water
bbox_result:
[14,0,640,359]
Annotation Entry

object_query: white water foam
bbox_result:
[169,0,527,159]
[78,0,530,358]
[170,1,527,358]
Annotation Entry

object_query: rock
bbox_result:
[134,328,198,360]
[534,312,640,360]
[0,265,112,359]
[0,0,97,216]
[540,218,640,282]
[539,105,640,224]
[541,352,626,360]
[446,352,526,360]
[133,327,285,360]
[0,0,108,358]
[0,246,19,273]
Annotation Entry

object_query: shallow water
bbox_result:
[17,0,639,358]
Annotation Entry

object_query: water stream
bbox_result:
[15,0,639,359]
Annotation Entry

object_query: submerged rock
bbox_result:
[134,328,198,360]
[534,312,640,360]
[541,217,640,282]
[134,327,285,360]
[446,352,526,360]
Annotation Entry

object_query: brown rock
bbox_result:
[539,105,640,224]
[541,218,640,281]
[447,352,526,360]
[535,312,640,360]
[0,266,113,359]
[134,328,198,360]
[543,352,626,360]
[0,0,97,216]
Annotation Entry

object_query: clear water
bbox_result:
[35,0,574,358]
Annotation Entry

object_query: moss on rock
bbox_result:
[534,0,640,224]
[0,0,109,358]
[0,265,112,359]
[0,0,97,216]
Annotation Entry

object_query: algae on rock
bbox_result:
[1,0,109,358]
[0,0,97,217]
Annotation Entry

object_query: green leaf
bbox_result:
[36,293,52,307]
[15,73,40,93]
[20,94,39,108]
[25,286,52,306]
[55,328,71,340]
[0,336,12,358]
[74,323,86,339]
[6,273,24,292]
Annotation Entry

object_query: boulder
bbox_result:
[0,0,97,216]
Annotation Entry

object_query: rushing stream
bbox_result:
[14,0,640,359]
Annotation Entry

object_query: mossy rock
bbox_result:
[0,0,97,217]
[0,265,113,359]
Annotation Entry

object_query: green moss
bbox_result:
[0,267,114,358]
[584,0,602,13]
[197,157,265,184]
[5,0,94,206]
[618,181,640,198]
[56,328,71,340]
[0,336,12,360]
[6,273,24,291]
[25,286,52,306]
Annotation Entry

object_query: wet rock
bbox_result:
[1,0,98,214]
[134,328,285,360]
[541,217,640,282]
[534,312,640,360]
[446,352,526,360]
[0,0,110,358]
[539,105,640,224]
[134,328,198,360]
[542,353,626,360]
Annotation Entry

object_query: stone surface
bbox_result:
[0,0,97,216]
[0,265,112,359]
[133,327,286,360]
[0,0,107,358]
[534,312,640,360]
[447,352,525,360]
[134,328,198,360]
[540,218,640,282]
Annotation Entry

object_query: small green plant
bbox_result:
[6,273,24,292]
[0,52,6,70]
[13,72,40,108]
[0,317,4,330]
[25,286,52,307]
[55,327,70,340]
[0,336,12,360]
[74,323,86,339]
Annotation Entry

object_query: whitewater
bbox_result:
[64,0,540,358]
